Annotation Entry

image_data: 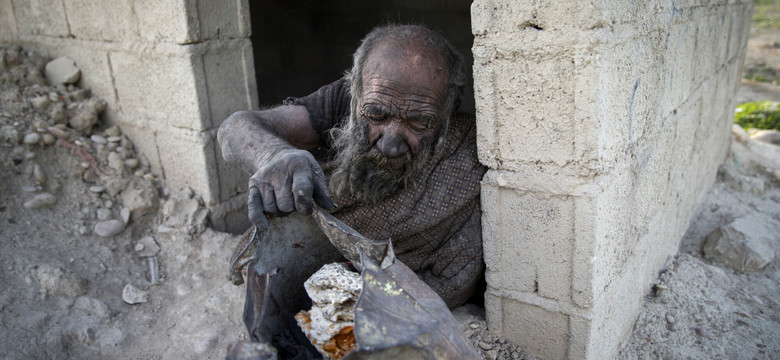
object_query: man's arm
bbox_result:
[217,105,335,229]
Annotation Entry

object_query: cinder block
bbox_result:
[135,0,197,44]
[660,20,697,117]
[0,0,17,41]
[109,50,205,130]
[12,0,70,37]
[693,14,721,90]
[196,0,251,40]
[116,117,164,177]
[502,298,570,360]
[200,41,258,129]
[155,126,220,204]
[491,54,576,168]
[486,186,574,301]
[63,0,137,42]
[471,0,601,34]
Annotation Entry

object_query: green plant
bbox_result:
[734,101,780,130]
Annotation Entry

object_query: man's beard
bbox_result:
[328,113,436,204]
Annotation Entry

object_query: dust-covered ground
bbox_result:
[1,29,779,360]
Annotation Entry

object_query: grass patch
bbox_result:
[753,1,780,30]
[735,101,780,131]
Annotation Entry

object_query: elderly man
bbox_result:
[218,24,486,308]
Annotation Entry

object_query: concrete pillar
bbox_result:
[472,0,753,358]
[2,0,258,231]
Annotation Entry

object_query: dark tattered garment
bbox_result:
[289,78,487,307]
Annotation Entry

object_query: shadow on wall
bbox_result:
[250,0,475,113]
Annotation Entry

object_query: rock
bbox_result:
[124,158,139,169]
[120,207,131,225]
[105,125,120,137]
[134,236,160,257]
[82,169,98,183]
[31,95,50,109]
[107,151,124,173]
[120,180,159,220]
[45,56,80,85]
[121,284,148,305]
[23,193,57,209]
[1,125,21,144]
[74,296,110,320]
[94,219,126,237]
[35,264,87,298]
[750,129,780,145]
[96,208,112,220]
[23,132,41,145]
[42,133,56,145]
[33,164,46,185]
[161,187,207,234]
[50,103,66,124]
[89,185,106,193]
[703,217,775,272]
[47,126,68,139]
[90,134,107,144]
[731,124,750,143]
[69,108,98,132]
[105,178,129,197]
[107,135,122,143]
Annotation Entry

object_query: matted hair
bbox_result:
[345,24,465,147]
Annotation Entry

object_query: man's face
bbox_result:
[358,40,449,160]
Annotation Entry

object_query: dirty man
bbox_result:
[218,24,487,308]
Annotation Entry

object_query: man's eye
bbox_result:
[408,122,428,133]
[363,111,387,123]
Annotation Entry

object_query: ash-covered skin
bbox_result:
[328,35,450,203]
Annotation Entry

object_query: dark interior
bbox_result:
[249,0,475,113]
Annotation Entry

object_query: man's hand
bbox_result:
[248,148,336,230]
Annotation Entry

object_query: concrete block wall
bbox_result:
[0,0,257,230]
[472,0,752,358]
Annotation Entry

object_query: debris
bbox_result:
[703,217,775,271]
[45,56,80,85]
[23,132,40,145]
[121,284,148,305]
[135,236,160,257]
[94,219,125,237]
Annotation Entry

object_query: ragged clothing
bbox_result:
[286,78,487,308]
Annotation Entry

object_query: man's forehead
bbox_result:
[362,37,449,94]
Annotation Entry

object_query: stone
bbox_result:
[23,132,40,145]
[107,136,122,143]
[107,152,124,173]
[50,103,66,124]
[33,164,46,185]
[94,219,126,237]
[751,129,780,145]
[703,217,775,272]
[69,109,98,132]
[89,185,106,193]
[135,236,160,257]
[31,95,50,109]
[23,193,57,209]
[105,125,121,137]
[47,126,68,139]
[90,134,107,144]
[42,133,56,145]
[1,125,21,144]
[96,208,112,220]
[731,124,750,143]
[120,180,159,220]
[35,264,87,298]
[105,178,129,197]
[82,170,98,183]
[45,56,80,85]
[124,158,139,169]
[121,284,148,305]
[120,207,131,225]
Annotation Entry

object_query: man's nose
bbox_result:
[375,122,408,158]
